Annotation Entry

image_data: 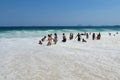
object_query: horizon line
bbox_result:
[0,25,120,27]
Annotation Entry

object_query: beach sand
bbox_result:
[0,32,120,80]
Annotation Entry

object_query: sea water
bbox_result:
[0,26,120,80]
[0,26,120,38]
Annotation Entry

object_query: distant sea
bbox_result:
[0,26,120,31]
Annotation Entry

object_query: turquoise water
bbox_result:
[0,26,120,38]
[0,26,120,80]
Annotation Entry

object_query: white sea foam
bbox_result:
[0,31,120,80]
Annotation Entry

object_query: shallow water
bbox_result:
[0,27,120,80]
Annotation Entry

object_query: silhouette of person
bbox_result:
[92,33,95,40]
[75,33,81,41]
[62,33,66,42]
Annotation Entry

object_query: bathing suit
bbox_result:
[62,39,66,42]
[78,38,80,41]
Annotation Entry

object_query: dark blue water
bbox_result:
[0,26,120,31]
[0,26,119,38]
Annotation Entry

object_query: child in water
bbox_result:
[82,39,87,42]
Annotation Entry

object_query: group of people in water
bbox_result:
[39,32,102,46]
[109,32,119,36]
[39,33,58,46]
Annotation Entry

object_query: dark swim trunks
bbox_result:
[78,38,81,41]
[62,39,66,42]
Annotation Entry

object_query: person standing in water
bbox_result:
[109,33,111,36]
[62,33,66,42]
[97,32,101,40]
[53,33,58,44]
[75,33,81,41]
[116,32,118,34]
[47,34,53,46]
[92,33,95,40]
[86,33,89,39]
[69,33,73,40]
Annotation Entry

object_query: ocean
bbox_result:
[0,26,120,38]
[0,26,120,80]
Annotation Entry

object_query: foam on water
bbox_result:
[0,29,120,80]
[0,26,119,38]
